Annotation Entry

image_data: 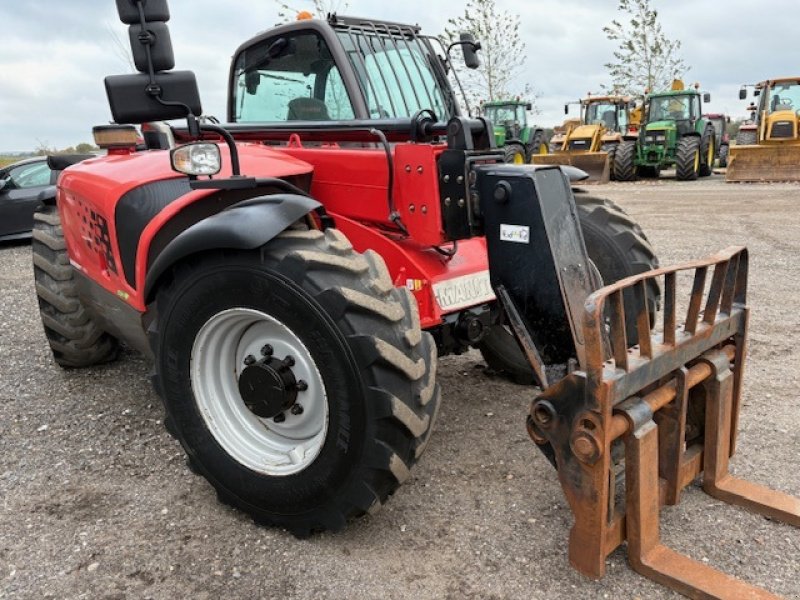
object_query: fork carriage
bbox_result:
[527,247,800,599]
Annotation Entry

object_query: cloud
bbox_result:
[0,0,797,151]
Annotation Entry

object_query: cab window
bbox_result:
[233,31,356,122]
[5,161,51,189]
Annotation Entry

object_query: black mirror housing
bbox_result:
[703,92,711,103]
[739,88,747,100]
[129,22,175,72]
[460,33,481,70]
[116,0,170,24]
[105,71,202,123]
[526,102,533,111]
[564,104,569,115]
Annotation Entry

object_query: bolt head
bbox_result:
[261,344,273,357]
[290,404,304,416]
[273,413,286,423]
[244,355,256,366]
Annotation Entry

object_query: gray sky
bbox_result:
[1,0,797,152]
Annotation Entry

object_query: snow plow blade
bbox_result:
[726,143,800,182]
[532,151,610,184]
[526,247,800,599]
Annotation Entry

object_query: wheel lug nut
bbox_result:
[296,380,308,392]
[243,355,256,366]
[282,355,295,368]
[261,344,273,357]
[273,413,286,423]
[290,404,304,415]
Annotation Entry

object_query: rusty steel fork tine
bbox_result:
[685,266,708,334]
[633,281,652,358]
[720,255,739,315]
[704,262,729,325]
[663,272,677,346]
[625,418,783,600]
[609,290,628,370]
[701,350,800,528]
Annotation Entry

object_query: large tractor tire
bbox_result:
[699,128,716,177]
[602,143,618,181]
[149,227,440,536]
[719,143,729,168]
[527,130,549,161]
[32,205,119,368]
[504,143,527,165]
[736,129,757,146]
[613,140,638,182]
[478,195,660,385]
[675,136,701,181]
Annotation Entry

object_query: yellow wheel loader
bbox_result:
[727,78,800,182]
[534,95,642,183]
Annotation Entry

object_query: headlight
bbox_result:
[655,134,666,142]
[170,142,222,176]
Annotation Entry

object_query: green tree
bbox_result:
[603,0,687,95]
[445,0,535,111]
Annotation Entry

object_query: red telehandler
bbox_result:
[32,2,799,597]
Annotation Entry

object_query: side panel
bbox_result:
[330,213,492,329]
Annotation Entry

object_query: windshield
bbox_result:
[336,28,453,120]
[648,95,693,122]
[233,31,356,122]
[584,102,618,129]
[484,104,524,125]
[768,82,800,113]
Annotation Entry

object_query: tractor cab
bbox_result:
[481,100,531,146]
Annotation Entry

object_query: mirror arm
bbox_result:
[198,120,242,177]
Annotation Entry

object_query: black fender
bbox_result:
[36,186,58,207]
[144,193,321,302]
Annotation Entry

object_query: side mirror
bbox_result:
[245,71,261,95]
[727,116,731,123]
[564,104,569,115]
[460,33,481,70]
[739,88,747,100]
[703,92,711,103]
[116,0,170,24]
[526,102,532,111]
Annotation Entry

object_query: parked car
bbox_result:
[0,157,53,241]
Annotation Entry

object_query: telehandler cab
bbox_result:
[34,2,799,597]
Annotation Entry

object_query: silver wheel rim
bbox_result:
[190,308,328,476]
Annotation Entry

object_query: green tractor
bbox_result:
[615,80,717,181]
[481,99,548,164]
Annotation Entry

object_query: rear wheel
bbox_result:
[32,205,119,368]
[527,130,549,161]
[675,136,701,181]
[613,140,638,181]
[504,143,527,164]
[150,228,440,536]
[478,195,660,385]
[719,143,729,168]
[601,143,618,181]
[699,128,715,177]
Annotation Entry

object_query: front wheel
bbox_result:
[675,136,701,181]
[478,196,660,384]
[719,143,729,168]
[150,228,440,536]
[613,140,638,181]
[504,143,527,164]
[699,129,715,177]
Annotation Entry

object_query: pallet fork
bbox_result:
[526,247,800,599]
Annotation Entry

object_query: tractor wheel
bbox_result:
[527,131,549,161]
[602,143,618,181]
[613,141,638,181]
[477,195,660,385]
[736,129,757,146]
[149,227,440,536]
[32,205,119,368]
[699,128,716,177]
[675,136,701,181]
[719,143,729,168]
[504,144,527,165]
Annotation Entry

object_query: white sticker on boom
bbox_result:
[500,224,530,244]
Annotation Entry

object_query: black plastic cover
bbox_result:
[129,22,175,72]
[116,0,170,24]
[105,71,202,123]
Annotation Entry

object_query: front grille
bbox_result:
[569,139,591,151]
[771,121,795,139]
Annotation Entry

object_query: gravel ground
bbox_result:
[2,172,799,599]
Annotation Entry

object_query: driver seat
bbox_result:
[287,98,331,121]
